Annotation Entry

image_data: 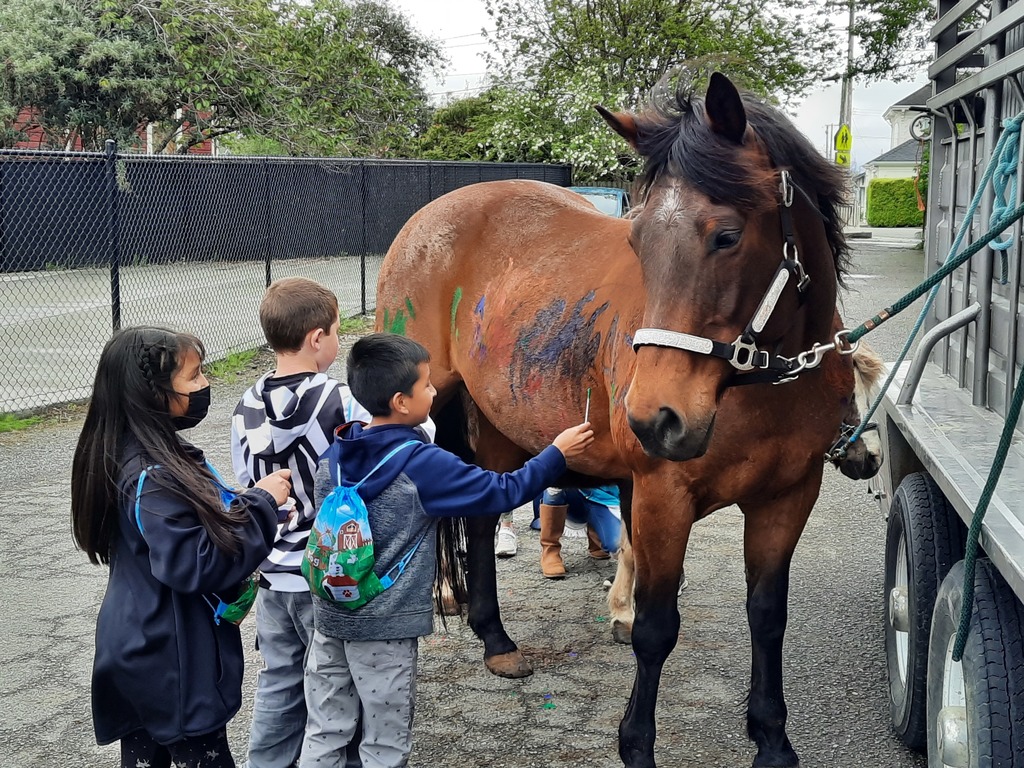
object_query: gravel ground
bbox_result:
[0,238,927,768]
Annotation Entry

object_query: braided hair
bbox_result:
[71,327,248,564]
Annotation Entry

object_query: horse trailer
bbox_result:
[872,1,1024,764]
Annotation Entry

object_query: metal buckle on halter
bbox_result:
[784,251,810,292]
[834,328,859,355]
[729,336,767,371]
[789,341,832,377]
[779,170,794,208]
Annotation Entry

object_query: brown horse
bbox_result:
[377,72,856,768]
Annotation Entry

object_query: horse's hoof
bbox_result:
[752,748,799,767]
[485,650,534,678]
[439,595,462,616]
[612,621,632,645]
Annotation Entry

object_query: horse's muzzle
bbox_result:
[628,407,715,461]
[836,439,883,480]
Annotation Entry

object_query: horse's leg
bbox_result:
[739,480,818,768]
[609,533,635,644]
[618,486,691,768]
[609,479,635,644]
[465,410,534,679]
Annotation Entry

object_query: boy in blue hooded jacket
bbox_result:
[300,333,593,768]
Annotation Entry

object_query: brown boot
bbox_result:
[587,526,610,559]
[539,503,567,578]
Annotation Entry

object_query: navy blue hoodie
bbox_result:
[91,437,278,746]
[312,422,565,640]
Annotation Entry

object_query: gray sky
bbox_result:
[393,0,929,170]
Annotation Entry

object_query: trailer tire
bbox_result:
[927,559,1024,767]
[885,472,965,752]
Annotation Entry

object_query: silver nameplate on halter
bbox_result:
[751,269,791,334]
[632,328,714,354]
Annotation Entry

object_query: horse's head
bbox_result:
[598,72,849,461]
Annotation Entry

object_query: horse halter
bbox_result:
[631,170,855,386]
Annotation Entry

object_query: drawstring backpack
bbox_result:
[134,461,260,626]
[302,440,423,609]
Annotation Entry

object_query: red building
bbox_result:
[11,107,218,155]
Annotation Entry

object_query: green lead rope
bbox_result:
[846,199,1024,345]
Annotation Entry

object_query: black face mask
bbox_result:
[172,385,211,430]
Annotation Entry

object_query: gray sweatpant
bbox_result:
[301,631,418,768]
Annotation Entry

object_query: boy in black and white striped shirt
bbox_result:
[231,277,367,768]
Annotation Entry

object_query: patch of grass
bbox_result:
[338,314,373,335]
[205,349,259,380]
[0,413,43,432]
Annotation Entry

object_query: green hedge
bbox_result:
[867,177,924,227]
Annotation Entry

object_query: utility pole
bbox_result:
[835,0,856,167]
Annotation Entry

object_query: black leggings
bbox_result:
[120,727,236,768]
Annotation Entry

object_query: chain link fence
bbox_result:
[0,144,571,414]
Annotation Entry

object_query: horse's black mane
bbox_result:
[632,82,851,282]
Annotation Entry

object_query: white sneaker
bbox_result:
[495,526,518,557]
[563,520,587,539]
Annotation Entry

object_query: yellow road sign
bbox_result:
[834,124,852,152]
[835,150,851,166]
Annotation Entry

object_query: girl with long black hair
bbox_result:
[71,326,292,768]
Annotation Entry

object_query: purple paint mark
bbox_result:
[509,291,609,402]
[471,295,487,361]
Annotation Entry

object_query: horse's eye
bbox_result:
[713,230,742,251]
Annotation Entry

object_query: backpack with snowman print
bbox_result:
[301,440,421,609]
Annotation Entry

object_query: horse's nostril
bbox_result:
[654,407,685,445]
[628,407,714,461]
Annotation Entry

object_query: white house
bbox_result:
[851,84,930,225]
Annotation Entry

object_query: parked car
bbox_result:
[567,186,631,217]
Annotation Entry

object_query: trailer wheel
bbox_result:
[885,472,965,752]
[927,559,1024,767]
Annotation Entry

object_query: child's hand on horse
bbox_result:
[255,468,292,506]
[553,423,595,458]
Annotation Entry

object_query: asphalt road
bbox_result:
[0,236,928,768]
[0,254,383,412]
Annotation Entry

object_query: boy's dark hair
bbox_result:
[348,333,430,416]
[260,277,338,352]
[70,327,249,565]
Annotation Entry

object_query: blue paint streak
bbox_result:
[510,291,610,401]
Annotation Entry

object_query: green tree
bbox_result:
[484,71,636,181]
[850,0,934,82]
[0,0,177,150]
[1,0,443,155]
[473,0,841,179]
[146,0,445,155]
[417,92,502,160]
[484,0,833,105]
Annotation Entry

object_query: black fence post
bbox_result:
[360,161,367,316]
[263,157,272,288]
[105,139,122,332]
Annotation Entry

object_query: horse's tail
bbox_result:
[431,389,472,619]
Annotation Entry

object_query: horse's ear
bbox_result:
[705,72,746,144]
[596,105,639,148]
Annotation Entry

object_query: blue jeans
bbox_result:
[541,487,622,553]
[246,590,314,768]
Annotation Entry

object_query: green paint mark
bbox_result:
[450,286,463,340]
[609,382,617,421]
[383,307,407,336]
[405,296,416,320]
